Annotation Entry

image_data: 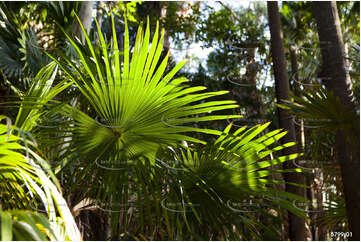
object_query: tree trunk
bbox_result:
[313,2,360,239]
[245,48,265,118]
[70,0,93,111]
[267,2,306,240]
[72,1,93,42]
[94,1,104,45]
[290,45,314,241]
[289,46,304,153]
[218,2,265,120]
[0,82,9,124]
[159,3,170,52]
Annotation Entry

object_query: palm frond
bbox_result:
[0,117,81,240]
[14,61,73,132]
[0,210,58,241]
[46,13,241,160]
[278,88,359,145]
[131,123,307,240]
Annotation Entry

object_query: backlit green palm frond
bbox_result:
[0,117,81,241]
[151,122,306,240]
[47,13,240,160]
[14,61,73,132]
[278,88,359,145]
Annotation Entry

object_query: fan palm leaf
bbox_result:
[46,13,240,160]
[96,122,306,240]
[278,88,359,146]
[0,117,81,240]
[13,61,72,132]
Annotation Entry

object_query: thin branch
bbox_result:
[217,1,242,24]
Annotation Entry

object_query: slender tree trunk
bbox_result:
[290,45,314,241]
[159,3,170,52]
[72,1,93,42]
[218,1,265,119]
[267,2,306,240]
[96,2,103,29]
[0,82,9,124]
[313,2,360,240]
[245,48,265,118]
[70,0,93,112]
[94,1,104,45]
[289,46,304,152]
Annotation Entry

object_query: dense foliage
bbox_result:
[0,1,359,241]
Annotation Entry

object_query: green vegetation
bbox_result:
[0,1,359,241]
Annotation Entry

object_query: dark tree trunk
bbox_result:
[290,45,314,241]
[289,46,304,153]
[267,2,306,240]
[313,2,360,239]
[0,82,9,123]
